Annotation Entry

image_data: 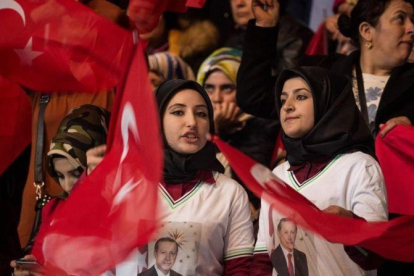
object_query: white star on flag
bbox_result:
[14,37,42,66]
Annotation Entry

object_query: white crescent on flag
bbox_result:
[0,0,26,25]
[111,102,142,210]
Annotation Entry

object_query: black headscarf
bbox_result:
[155,79,224,183]
[275,67,374,166]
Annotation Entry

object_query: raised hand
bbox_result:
[252,0,280,27]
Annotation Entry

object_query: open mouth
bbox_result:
[182,133,199,142]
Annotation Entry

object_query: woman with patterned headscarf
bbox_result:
[148,52,195,90]
[11,105,110,275]
[46,104,110,196]
[197,47,279,217]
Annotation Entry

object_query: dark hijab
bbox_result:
[155,79,224,183]
[275,67,374,166]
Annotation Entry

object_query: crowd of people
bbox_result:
[2,0,414,275]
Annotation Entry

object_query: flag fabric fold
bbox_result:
[376,125,414,215]
[213,135,414,262]
[34,43,162,275]
[0,0,133,92]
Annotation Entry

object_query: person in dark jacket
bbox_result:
[237,0,414,138]
[226,0,313,73]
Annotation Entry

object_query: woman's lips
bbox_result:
[182,133,199,143]
[285,117,298,122]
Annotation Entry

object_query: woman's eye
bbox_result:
[222,85,235,93]
[280,99,286,105]
[196,111,207,117]
[71,172,81,178]
[57,174,64,179]
[204,85,214,93]
[171,110,184,116]
[297,95,307,100]
[395,15,405,24]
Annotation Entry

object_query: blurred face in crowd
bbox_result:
[163,89,209,155]
[280,77,314,139]
[52,157,81,194]
[149,71,164,90]
[204,70,237,107]
[230,0,254,27]
[154,241,178,274]
[277,220,297,252]
[366,0,414,68]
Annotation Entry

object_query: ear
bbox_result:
[359,21,374,43]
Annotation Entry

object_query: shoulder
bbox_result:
[294,248,307,260]
[170,269,183,276]
[213,172,250,202]
[337,152,379,169]
[138,266,156,276]
[213,172,245,192]
[272,161,290,178]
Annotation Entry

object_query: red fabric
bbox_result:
[0,0,133,92]
[0,77,31,175]
[376,125,414,215]
[185,0,206,8]
[305,23,328,56]
[35,45,162,275]
[224,256,251,276]
[288,156,331,184]
[250,253,273,276]
[161,170,215,201]
[128,0,205,34]
[213,135,414,263]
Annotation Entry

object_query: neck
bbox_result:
[360,50,392,76]
[156,264,169,275]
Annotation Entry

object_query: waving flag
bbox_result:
[33,43,162,275]
[0,0,133,92]
[376,125,414,215]
[213,135,414,262]
[0,77,31,175]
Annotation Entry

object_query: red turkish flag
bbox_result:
[33,43,162,275]
[213,135,414,262]
[0,0,134,92]
[306,22,328,56]
[0,77,31,175]
[128,0,206,34]
[376,125,414,215]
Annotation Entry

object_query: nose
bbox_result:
[282,98,295,113]
[61,178,74,194]
[165,254,171,261]
[186,112,197,129]
[210,89,222,104]
[407,18,414,37]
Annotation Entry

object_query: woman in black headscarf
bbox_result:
[86,80,254,275]
[251,67,388,275]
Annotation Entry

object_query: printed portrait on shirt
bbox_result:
[138,237,183,276]
[270,217,309,276]
[138,221,202,276]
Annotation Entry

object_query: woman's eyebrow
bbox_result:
[293,88,311,93]
[167,103,186,110]
[195,104,208,108]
